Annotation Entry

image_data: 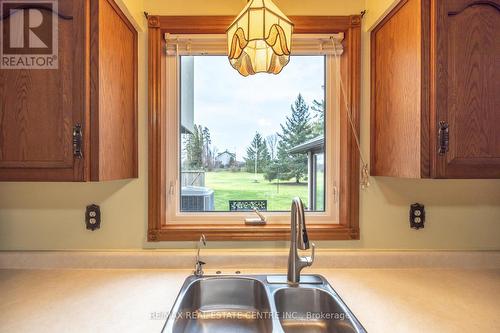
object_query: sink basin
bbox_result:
[162,275,365,333]
[166,277,273,333]
[274,288,359,333]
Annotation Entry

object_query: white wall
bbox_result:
[0,0,499,251]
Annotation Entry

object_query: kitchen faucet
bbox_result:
[287,197,315,285]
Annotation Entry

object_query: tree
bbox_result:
[185,125,202,169]
[266,134,278,160]
[263,160,280,182]
[275,94,314,183]
[311,99,325,120]
[185,124,213,170]
[311,98,325,136]
[202,126,212,168]
[210,146,219,170]
[244,132,271,174]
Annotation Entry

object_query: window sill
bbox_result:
[148,223,359,241]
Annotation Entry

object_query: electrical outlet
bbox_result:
[85,204,101,231]
[409,203,425,229]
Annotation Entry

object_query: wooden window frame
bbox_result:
[147,15,362,241]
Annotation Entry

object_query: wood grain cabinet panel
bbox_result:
[0,0,85,181]
[371,0,423,178]
[90,0,138,181]
[371,0,500,178]
[435,0,500,178]
[0,0,137,181]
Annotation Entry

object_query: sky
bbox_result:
[185,55,325,160]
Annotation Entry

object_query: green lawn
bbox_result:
[205,171,308,211]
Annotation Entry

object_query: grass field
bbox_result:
[205,171,308,211]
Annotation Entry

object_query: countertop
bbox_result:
[1,268,499,333]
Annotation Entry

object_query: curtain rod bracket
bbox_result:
[360,10,366,18]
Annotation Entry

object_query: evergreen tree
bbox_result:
[185,125,202,169]
[202,126,212,169]
[275,94,314,183]
[311,99,325,120]
[311,99,325,136]
[264,160,281,182]
[185,124,212,170]
[244,132,271,173]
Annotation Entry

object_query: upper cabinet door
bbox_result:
[371,0,425,178]
[0,0,85,181]
[89,0,138,181]
[435,0,500,178]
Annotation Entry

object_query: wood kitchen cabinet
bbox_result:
[0,0,137,181]
[370,0,500,178]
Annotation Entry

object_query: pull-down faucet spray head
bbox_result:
[293,198,309,250]
[288,197,315,285]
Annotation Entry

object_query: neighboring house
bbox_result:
[215,150,236,168]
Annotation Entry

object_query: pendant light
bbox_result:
[226,0,294,76]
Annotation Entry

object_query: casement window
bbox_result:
[148,16,361,241]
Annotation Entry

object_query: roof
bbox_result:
[216,150,236,158]
[289,135,325,154]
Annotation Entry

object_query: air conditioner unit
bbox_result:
[181,186,215,212]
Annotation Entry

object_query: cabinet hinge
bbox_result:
[73,124,83,159]
[438,121,449,156]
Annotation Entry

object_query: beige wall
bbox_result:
[119,0,145,29]
[143,0,365,16]
[364,0,401,30]
[0,0,499,251]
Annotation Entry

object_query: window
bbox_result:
[148,16,361,241]
[165,34,340,222]
[179,55,326,212]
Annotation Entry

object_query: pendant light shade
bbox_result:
[227,0,294,76]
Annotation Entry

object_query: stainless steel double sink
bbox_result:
[162,274,366,333]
